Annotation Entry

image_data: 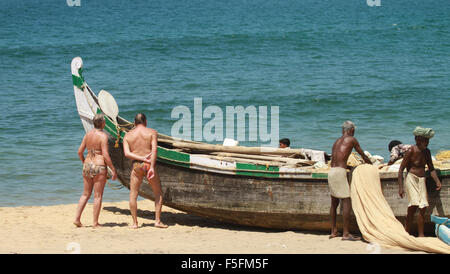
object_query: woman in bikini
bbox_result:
[74,114,117,228]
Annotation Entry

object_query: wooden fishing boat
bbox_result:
[71,57,450,233]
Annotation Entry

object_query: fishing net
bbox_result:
[351,164,450,254]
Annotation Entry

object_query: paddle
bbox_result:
[98,89,119,124]
[98,89,124,148]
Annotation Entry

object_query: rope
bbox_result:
[114,125,122,148]
[113,120,136,148]
[107,180,124,190]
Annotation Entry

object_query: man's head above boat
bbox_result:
[342,120,356,136]
[388,140,402,153]
[93,114,105,129]
[279,138,290,149]
[134,113,147,127]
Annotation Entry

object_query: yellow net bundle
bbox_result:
[347,152,363,167]
[435,150,450,161]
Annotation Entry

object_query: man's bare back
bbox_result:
[331,135,371,168]
[124,126,157,162]
[331,136,356,168]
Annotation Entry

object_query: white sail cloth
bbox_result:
[350,164,450,254]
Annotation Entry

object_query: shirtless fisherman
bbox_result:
[329,121,372,241]
[123,113,168,229]
[398,126,442,237]
[74,114,117,228]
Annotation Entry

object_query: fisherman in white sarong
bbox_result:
[398,126,442,237]
[328,121,372,241]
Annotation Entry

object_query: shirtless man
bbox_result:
[329,121,372,241]
[398,127,442,237]
[123,113,167,229]
[74,114,117,228]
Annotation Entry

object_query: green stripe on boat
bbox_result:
[439,170,450,176]
[157,147,190,168]
[72,74,84,89]
[236,163,279,178]
[312,173,328,179]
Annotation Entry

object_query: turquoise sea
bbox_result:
[1,0,449,206]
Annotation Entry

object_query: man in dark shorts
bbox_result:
[329,121,372,241]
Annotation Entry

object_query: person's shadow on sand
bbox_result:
[100,222,129,228]
[102,206,292,233]
[102,206,226,229]
[102,206,352,239]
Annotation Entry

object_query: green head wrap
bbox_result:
[413,126,435,139]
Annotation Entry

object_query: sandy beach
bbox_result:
[0,200,426,254]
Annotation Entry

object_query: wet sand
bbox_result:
[0,200,425,254]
